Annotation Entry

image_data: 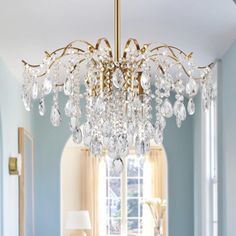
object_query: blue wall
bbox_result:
[0,61,33,236]
[33,92,194,236]
[219,41,236,236]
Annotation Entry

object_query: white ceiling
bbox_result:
[0,0,236,80]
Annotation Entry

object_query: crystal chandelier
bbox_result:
[21,0,216,160]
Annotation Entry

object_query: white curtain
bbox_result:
[143,148,167,236]
[79,149,106,236]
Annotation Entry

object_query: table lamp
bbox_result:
[65,211,91,236]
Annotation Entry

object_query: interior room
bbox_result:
[0,0,236,236]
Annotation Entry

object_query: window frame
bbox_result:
[202,65,218,236]
[106,155,144,236]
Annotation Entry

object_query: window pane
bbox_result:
[108,219,121,235]
[109,179,121,197]
[139,157,144,177]
[127,158,138,177]
[107,199,121,218]
[139,179,143,197]
[140,201,143,217]
[127,179,138,197]
[106,179,108,197]
[128,219,139,235]
[127,199,139,217]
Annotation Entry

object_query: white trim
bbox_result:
[201,64,218,236]
[0,111,3,236]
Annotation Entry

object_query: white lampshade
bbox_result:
[65,211,91,230]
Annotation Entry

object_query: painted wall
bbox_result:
[219,41,236,236]
[0,60,33,236]
[33,91,194,236]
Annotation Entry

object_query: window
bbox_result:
[203,70,218,236]
[106,155,144,236]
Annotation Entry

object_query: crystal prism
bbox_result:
[73,127,82,144]
[174,100,186,121]
[154,129,163,145]
[50,104,61,127]
[65,99,76,117]
[161,99,173,118]
[187,98,195,115]
[141,72,151,90]
[102,120,112,137]
[91,136,103,156]
[32,82,38,100]
[70,116,79,132]
[43,78,52,95]
[144,121,154,139]
[95,96,106,115]
[112,158,123,174]
[22,92,31,111]
[186,78,198,97]
[112,68,124,89]
[39,98,45,116]
[64,78,72,96]
[135,136,150,156]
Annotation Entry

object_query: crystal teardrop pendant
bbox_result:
[135,136,150,156]
[117,134,129,158]
[39,98,45,116]
[174,100,186,121]
[69,116,79,131]
[50,104,61,127]
[112,158,124,175]
[176,117,182,128]
[65,99,76,117]
[91,136,103,156]
[161,99,173,118]
[127,120,135,136]
[154,129,163,145]
[141,72,151,90]
[64,78,72,96]
[94,96,106,115]
[43,78,52,95]
[156,114,166,131]
[186,78,199,97]
[112,68,124,89]
[102,120,112,137]
[72,127,82,144]
[22,92,31,111]
[187,98,195,115]
[32,82,38,100]
[144,121,154,139]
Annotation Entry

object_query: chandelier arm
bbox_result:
[21,39,94,70]
[25,51,85,79]
[123,38,141,59]
[199,62,216,70]
[95,38,113,58]
[22,47,85,69]
[64,40,95,53]
[149,45,215,70]
[148,54,191,77]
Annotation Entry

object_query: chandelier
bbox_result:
[21,0,216,160]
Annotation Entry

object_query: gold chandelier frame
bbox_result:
[22,0,215,96]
